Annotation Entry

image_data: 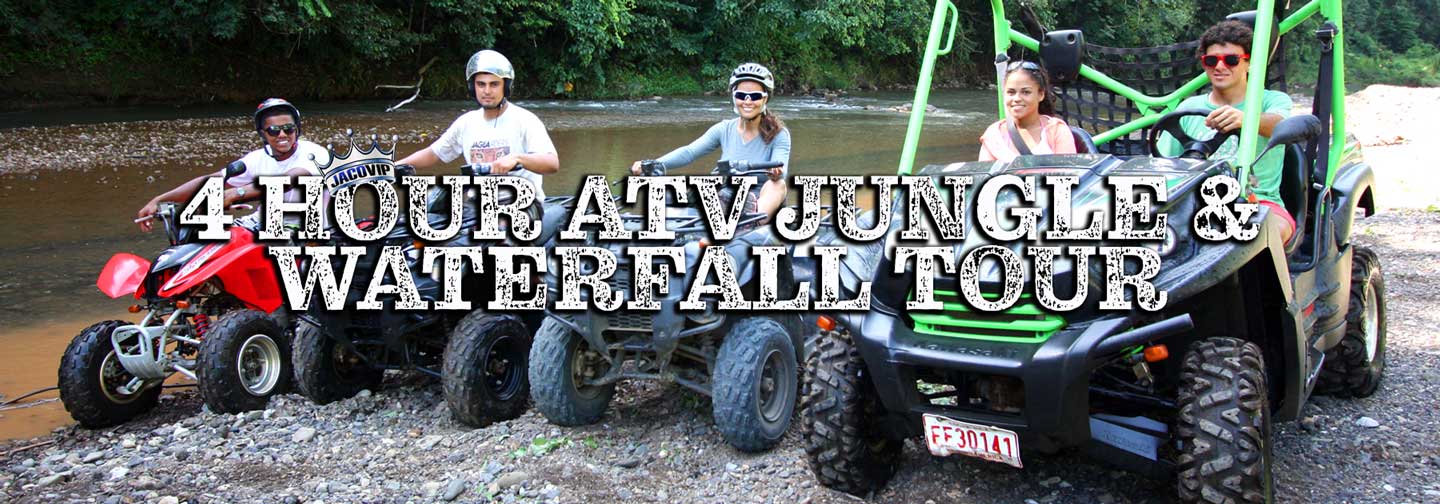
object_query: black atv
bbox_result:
[292,162,564,428]
[527,160,808,452]
[801,1,1386,502]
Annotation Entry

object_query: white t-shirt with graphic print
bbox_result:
[429,103,556,199]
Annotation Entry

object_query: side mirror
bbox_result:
[1250,114,1322,167]
[223,160,247,180]
[1264,114,1322,150]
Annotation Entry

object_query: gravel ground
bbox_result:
[3,85,1438,503]
[0,209,1435,504]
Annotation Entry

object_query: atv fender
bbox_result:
[156,227,283,313]
[97,253,152,299]
[1329,161,1377,247]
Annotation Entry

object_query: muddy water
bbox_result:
[0,90,995,440]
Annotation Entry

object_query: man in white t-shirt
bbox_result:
[136,98,326,231]
[395,49,560,199]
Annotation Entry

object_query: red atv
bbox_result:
[59,161,293,427]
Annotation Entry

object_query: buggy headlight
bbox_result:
[1143,225,1179,257]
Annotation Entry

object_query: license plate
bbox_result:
[923,414,1023,468]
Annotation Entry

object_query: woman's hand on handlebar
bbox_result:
[630,160,644,175]
[767,166,784,181]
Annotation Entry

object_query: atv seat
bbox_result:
[1071,126,1097,154]
[1279,143,1309,255]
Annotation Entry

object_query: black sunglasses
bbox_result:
[732,90,768,102]
[1200,53,1249,68]
[262,123,297,136]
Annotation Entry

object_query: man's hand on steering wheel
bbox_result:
[1149,109,1237,160]
[1205,105,1245,133]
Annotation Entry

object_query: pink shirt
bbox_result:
[978,115,1079,162]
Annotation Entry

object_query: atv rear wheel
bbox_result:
[1176,337,1272,504]
[713,317,798,452]
[528,317,615,426]
[1315,247,1387,398]
[58,320,163,428]
[293,321,383,404]
[443,312,531,428]
[800,328,901,496]
[198,310,291,414]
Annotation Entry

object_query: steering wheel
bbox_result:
[1148,109,1237,160]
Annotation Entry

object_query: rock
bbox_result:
[422,481,443,497]
[494,471,529,489]
[616,457,643,469]
[83,451,105,464]
[158,497,179,504]
[1356,416,1381,428]
[132,476,162,490]
[1039,476,1061,487]
[1383,484,1395,492]
[172,426,191,438]
[541,484,560,499]
[37,473,68,486]
[1097,493,1116,504]
[103,496,122,504]
[1300,416,1319,432]
[121,438,137,449]
[441,478,467,501]
[292,427,317,443]
[356,389,373,398]
[109,467,129,481]
[416,435,443,450]
[725,463,739,472]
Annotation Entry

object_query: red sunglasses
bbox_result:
[1200,53,1249,68]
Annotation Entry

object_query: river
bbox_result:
[0,89,997,440]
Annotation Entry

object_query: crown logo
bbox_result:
[313,129,400,193]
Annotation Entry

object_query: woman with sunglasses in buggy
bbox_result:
[979,60,1079,162]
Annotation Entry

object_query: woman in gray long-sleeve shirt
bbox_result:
[631,62,791,217]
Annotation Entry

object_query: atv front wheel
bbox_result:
[58,320,163,428]
[1315,247,1387,398]
[292,321,383,404]
[198,310,291,414]
[713,317,798,452]
[1176,337,1272,504]
[800,328,901,496]
[528,317,614,426]
[443,312,531,427]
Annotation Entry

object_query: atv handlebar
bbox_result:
[462,162,526,176]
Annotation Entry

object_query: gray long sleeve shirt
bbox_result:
[657,118,792,184]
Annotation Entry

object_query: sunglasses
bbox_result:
[1006,60,1041,71]
[262,123,297,136]
[733,90,768,102]
[1200,53,1249,68]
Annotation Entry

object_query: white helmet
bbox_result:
[728,62,775,92]
[465,49,514,108]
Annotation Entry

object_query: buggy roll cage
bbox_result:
[897,0,1349,194]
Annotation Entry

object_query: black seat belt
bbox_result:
[1008,120,1035,156]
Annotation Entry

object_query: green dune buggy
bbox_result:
[800,0,1386,502]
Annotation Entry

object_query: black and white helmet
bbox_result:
[254,98,300,133]
[728,62,774,92]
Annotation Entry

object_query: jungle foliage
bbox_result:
[1,0,1435,104]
